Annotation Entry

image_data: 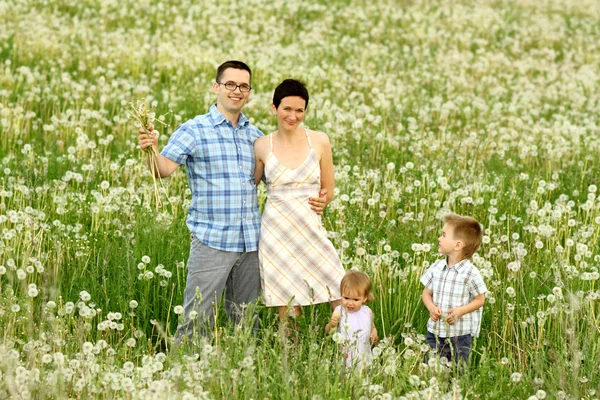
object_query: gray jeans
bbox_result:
[176,235,260,338]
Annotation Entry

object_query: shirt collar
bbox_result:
[209,104,249,128]
[443,257,469,271]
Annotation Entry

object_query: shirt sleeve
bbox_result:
[468,267,488,297]
[420,265,435,289]
[160,122,197,165]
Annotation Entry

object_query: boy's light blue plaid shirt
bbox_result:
[420,258,487,337]
[161,104,263,252]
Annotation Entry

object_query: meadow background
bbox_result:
[1,0,600,398]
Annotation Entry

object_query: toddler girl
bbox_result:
[326,270,378,370]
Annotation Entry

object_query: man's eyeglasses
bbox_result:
[217,81,252,92]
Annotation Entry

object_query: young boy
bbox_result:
[420,213,487,365]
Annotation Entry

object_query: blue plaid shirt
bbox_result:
[161,104,263,252]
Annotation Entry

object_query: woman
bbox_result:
[254,79,345,323]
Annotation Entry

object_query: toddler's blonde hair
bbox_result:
[340,270,375,303]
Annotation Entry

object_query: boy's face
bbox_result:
[341,290,368,313]
[438,223,462,256]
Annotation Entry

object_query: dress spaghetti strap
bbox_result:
[304,128,313,149]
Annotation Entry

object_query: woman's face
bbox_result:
[272,96,306,131]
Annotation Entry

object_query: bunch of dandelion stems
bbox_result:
[127,101,170,212]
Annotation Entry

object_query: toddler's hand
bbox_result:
[429,307,442,321]
[330,314,341,328]
[445,307,463,325]
[370,328,379,344]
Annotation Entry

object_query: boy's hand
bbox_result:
[445,307,464,325]
[428,306,442,321]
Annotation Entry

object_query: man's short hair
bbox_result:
[272,79,309,109]
[444,213,483,259]
[216,60,252,84]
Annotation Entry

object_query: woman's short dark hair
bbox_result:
[273,79,309,109]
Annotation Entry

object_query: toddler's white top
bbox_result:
[335,305,373,369]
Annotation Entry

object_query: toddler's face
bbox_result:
[341,290,368,313]
[438,223,460,256]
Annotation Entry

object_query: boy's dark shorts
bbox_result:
[426,331,472,363]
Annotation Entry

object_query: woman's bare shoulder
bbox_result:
[306,129,331,145]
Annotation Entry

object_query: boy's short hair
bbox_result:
[216,60,252,84]
[273,79,309,109]
[340,270,375,303]
[444,213,483,259]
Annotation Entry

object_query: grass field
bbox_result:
[1,0,600,398]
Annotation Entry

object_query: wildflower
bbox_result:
[126,338,136,347]
[536,390,546,399]
[129,300,139,309]
[511,372,522,382]
[142,255,151,264]
[80,291,91,301]
[11,304,20,313]
[507,261,521,272]
[174,305,184,315]
[331,333,343,343]
[82,342,94,354]
[552,287,563,298]
[28,286,39,298]
[408,375,420,386]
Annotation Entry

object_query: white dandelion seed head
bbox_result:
[79,291,91,302]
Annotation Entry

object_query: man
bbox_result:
[138,61,327,339]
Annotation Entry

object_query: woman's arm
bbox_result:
[318,133,335,205]
[253,137,268,185]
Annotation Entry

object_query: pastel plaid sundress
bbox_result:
[259,129,344,307]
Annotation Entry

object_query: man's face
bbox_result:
[213,68,251,115]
